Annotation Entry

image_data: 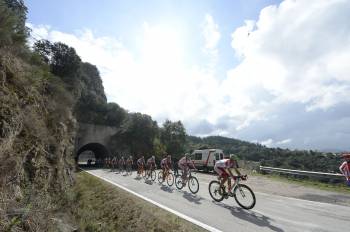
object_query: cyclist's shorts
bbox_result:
[179,163,189,171]
[215,166,229,178]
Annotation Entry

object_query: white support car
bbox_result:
[190,149,225,172]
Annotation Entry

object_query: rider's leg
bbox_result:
[179,164,185,179]
[183,166,189,183]
[228,178,232,192]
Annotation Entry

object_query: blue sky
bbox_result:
[26,0,350,151]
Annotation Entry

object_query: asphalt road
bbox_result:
[85,168,350,232]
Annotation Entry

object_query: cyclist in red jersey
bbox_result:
[178,153,195,183]
[339,153,350,186]
[161,155,172,182]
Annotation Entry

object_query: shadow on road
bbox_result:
[181,191,204,205]
[144,179,154,185]
[160,185,174,193]
[214,202,284,232]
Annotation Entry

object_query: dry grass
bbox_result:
[70,172,205,232]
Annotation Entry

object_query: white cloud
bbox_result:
[28,23,224,126]
[277,139,292,145]
[227,0,350,113]
[261,138,274,147]
[202,14,221,59]
[260,138,292,148]
[27,0,350,150]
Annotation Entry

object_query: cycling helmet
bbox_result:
[152,155,155,160]
[229,154,238,160]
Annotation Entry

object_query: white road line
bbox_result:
[84,170,222,232]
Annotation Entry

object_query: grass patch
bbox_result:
[254,172,350,194]
[70,172,205,232]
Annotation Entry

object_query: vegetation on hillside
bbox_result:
[186,135,341,173]
[0,0,78,230]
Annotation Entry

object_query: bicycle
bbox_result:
[137,166,146,178]
[208,175,256,209]
[157,169,174,186]
[126,163,133,175]
[118,162,125,174]
[144,166,157,181]
[175,168,199,194]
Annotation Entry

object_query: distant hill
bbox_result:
[186,135,341,173]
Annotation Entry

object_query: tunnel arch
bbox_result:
[76,143,111,164]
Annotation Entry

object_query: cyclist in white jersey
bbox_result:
[214,154,242,196]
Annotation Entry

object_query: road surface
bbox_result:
[84,168,350,232]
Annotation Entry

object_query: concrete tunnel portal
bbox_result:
[76,143,111,165]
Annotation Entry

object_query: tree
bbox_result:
[160,120,187,158]
[153,138,166,159]
[0,0,29,46]
[105,103,127,127]
[33,40,81,79]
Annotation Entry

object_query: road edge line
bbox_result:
[84,170,222,232]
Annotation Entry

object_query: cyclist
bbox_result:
[137,155,145,175]
[111,156,117,170]
[161,154,172,182]
[104,157,108,168]
[145,156,157,176]
[178,153,196,184]
[107,157,111,168]
[339,153,350,186]
[119,156,125,171]
[126,155,133,172]
[214,154,242,196]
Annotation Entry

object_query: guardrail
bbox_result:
[259,166,345,181]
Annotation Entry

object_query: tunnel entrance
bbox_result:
[76,143,111,167]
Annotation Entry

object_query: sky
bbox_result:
[26,0,350,151]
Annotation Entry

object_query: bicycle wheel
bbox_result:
[167,173,174,186]
[158,171,164,183]
[233,184,256,209]
[208,180,225,202]
[151,170,156,181]
[188,176,199,194]
[175,175,184,190]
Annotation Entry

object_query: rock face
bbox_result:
[0,49,77,230]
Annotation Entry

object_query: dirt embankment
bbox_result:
[0,49,77,231]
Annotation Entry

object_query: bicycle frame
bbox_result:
[219,175,243,193]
